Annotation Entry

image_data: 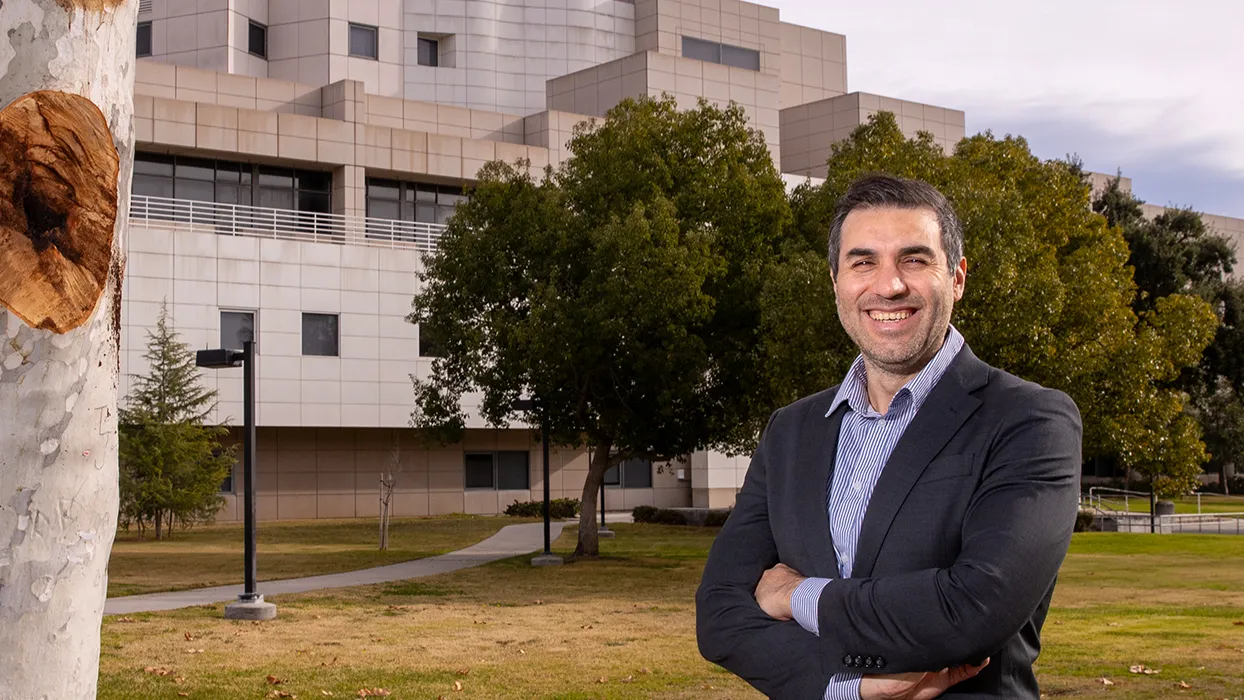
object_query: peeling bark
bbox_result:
[0,1,137,698]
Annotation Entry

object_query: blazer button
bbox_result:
[875,657,886,669]
[853,655,863,667]
[843,654,853,666]
[864,657,874,668]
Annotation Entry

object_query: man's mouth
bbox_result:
[868,309,914,322]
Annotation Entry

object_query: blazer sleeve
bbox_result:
[809,387,1083,674]
[696,410,835,699]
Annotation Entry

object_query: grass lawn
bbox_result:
[106,515,533,598]
[98,526,1244,700]
[1096,495,1244,515]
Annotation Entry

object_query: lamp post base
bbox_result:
[597,528,615,539]
[224,595,277,620]
[531,553,564,566]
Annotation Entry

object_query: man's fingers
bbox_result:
[944,658,990,686]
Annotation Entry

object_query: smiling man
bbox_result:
[696,174,1083,699]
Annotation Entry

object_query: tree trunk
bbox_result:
[0,2,137,698]
[573,440,612,558]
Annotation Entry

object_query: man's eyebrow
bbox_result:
[844,247,875,258]
[899,245,936,257]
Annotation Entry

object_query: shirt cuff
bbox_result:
[824,673,863,700]
[791,576,831,635]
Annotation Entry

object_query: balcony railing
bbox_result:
[128,195,447,252]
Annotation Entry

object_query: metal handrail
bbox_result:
[127,195,447,252]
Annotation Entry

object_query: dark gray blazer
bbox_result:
[696,346,1082,699]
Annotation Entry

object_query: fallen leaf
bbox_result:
[185,648,204,654]
[143,666,174,677]
[453,680,463,691]
[314,615,323,620]
[1129,664,1161,675]
[1234,621,1244,626]
[1053,621,1062,625]
[581,624,593,630]
[370,638,383,642]
[1097,678,1114,686]
[621,675,634,683]
[454,669,469,676]
[639,668,652,674]
[1177,681,1191,688]
[174,677,185,684]
[534,599,543,604]
[267,692,295,699]
[597,677,607,683]
[267,676,286,685]
[518,649,525,655]
[184,632,197,641]
[321,692,334,697]
[1108,622,1121,627]
[178,694,189,698]
[116,616,136,623]
[356,690,390,698]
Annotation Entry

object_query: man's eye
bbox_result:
[903,258,928,265]
[852,260,873,268]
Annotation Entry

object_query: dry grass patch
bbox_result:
[107,515,532,598]
[99,529,1244,699]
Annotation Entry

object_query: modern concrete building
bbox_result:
[122,0,1241,521]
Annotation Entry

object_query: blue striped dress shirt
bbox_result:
[789,326,965,700]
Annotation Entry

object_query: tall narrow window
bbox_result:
[136,21,153,57]
[221,311,255,351]
[301,313,339,357]
[417,37,439,67]
[248,21,268,59]
[349,23,378,60]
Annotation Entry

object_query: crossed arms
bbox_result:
[695,389,1081,698]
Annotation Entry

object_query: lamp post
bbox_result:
[514,398,562,566]
[598,479,614,538]
[196,340,276,619]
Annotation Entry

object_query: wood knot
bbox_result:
[0,91,119,334]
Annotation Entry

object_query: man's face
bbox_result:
[832,206,966,376]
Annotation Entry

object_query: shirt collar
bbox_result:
[827,325,965,419]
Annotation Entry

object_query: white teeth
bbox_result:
[869,311,910,322]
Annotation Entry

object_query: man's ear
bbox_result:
[953,257,967,301]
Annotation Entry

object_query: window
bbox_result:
[464,451,530,490]
[604,458,654,489]
[248,21,268,59]
[366,177,465,227]
[301,313,339,357]
[132,153,331,216]
[349,23,378,59]
[417,37,439,67]
[220,468,234,493]
[136,21,152,57]
[681,35,760,71]
[418,323,444,357]
[221,311,255,351]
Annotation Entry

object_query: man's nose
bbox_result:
[871,262,908,297]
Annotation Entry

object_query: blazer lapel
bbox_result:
[850,347,988,579]
[793,399,848,579]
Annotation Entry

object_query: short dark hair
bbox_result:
[827,174,964,275]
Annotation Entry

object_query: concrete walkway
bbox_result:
[104,520,569,616]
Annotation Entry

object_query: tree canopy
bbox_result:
[774,113,1217,498]
[119,302,234,539]
[1094,176,1244,491]
[409,96,788,555]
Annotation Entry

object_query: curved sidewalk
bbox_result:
[104,521,568,616]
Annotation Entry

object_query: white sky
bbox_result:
[767,0,1244,218]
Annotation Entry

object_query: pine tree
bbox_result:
[119,301,235,539]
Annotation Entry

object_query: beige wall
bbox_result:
[268,0,405,96]
[547,51,781,165]
[780,92,965,178]
[779,22,847,108]
[212,427,690,521]
[635,0,781,79]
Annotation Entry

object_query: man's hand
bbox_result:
[754,563,806,621]
[859,659,990,700]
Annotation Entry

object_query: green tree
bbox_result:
[1093,176,1244,491]
[409,96,788,556]
[119,302,234,539]
[774,112,1217,498]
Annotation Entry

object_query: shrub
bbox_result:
[504,498,580,519]
[632,506,732,527]
[1074,509,1096,532]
